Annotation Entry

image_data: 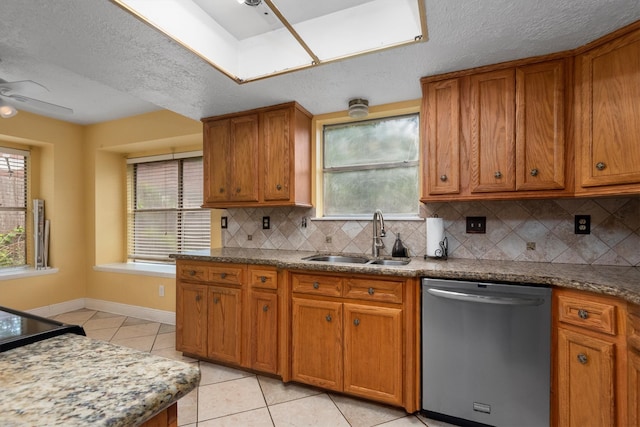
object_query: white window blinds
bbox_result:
[0,148,28,268]
[127,154,210,262]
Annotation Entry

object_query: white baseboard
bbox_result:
[27,298,175,325]
[85,298,175,325]
[27,298,86,318]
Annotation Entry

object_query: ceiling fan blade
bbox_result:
[6,94,73,115]
[0,80,48,96]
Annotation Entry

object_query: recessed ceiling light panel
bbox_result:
[111,0,427,82]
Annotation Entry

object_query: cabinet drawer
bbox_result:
[557,295,617,336]
[344,278,404,304]
[292,273,342,297]
[177,264,209,282]
[209,265,245,285]
[249,268,278,290]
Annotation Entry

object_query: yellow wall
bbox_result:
[0,111,86,310]
[0,109,222,313]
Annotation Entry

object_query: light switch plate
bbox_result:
[466,216,486,234]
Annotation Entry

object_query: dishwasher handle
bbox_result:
[426,287,545,306]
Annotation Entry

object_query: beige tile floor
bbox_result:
[53,309,455,427]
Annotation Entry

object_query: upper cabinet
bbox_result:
[576,26,640,195]
[202,102,312,208]
[421,58,569,202]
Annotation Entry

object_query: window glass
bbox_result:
[323,114,419,216]
[0,149,27,268]
[127,156,210,262]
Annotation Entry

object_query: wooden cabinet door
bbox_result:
[291,297,343,391]
[203,120,230,204]
[579,29,640,187]
[423,78,461,195]
[229,115,259,202]
[262,108,291,201]
[343,303,403,406]
[176,282,207,356]
[249,291,278,374]
[207,286,242,364]
[470,69,516,192]
[558,328,615,427]
[516,60,565,190]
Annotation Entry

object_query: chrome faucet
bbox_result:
[372,209,386,257]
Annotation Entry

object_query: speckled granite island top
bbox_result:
[174,248,640,304]
[0,333,200,427]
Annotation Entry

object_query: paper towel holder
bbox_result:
[425,215,448,260]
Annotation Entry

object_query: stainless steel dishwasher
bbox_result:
[422,278,551,427]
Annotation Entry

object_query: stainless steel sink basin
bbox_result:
[367,259,411,266]
[302,255,370,264]
[302,254,410,266]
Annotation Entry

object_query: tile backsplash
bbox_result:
[221,196,640,266]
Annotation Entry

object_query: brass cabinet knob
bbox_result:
[263,304,269,312]
[260,276,267,283]
[313,282,319,289]
[354,318,360,326]
[368,287,375,295]
[530,168,539,177]
[219,188,224,193]
[276,184,282,190]
[325,314,332,322]
[220,273,227,279]
[195,295,201,302]
[596,162,606,171]
[214,297,219,304]
[494,171,502,179]
[440,175,448,182]
[577,353,588,364]
[189,270,196,276]
[236,187,241,193]
[578,309,589,319]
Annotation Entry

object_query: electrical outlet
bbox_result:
[221,216,227,229]
[247,235,253,241]
[466,216,486,234]
[526,242,536,250]
[326,236,332,243]
[262,216,270,229]
[575,215,591,234]
[158,285,165,297]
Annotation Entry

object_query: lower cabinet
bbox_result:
[248,289,278,373]
[176,282,207,356]
[207,286,242,364]
[290,272,411,408]
[554,288,627,427]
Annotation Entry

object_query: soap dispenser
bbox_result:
[392,233,407,257]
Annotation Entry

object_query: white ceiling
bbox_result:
[0,0,638,125]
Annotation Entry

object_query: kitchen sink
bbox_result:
[302,254,411,266]
[367,259,411,266]
[302,255,370,264]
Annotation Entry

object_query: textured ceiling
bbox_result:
[0,0,638,125]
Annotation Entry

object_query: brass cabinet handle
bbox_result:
[276,184,282,190]
[189,270,196,276]
[195,295,201,302]
[595,162,606,171]
[494,171,502,179]
[220,273,227,279]
[214,297,220,304]
[325,314,332,322]
[354,318,360,326]
[219,188,225,193]
[262,304,269,312]
[577,353,588,364]
[368,287,375,295]
[440,175,448,182]
[260,276,267,283]
[530,168,539,177]
[578,309,589,320]
[313,282,320,289]
[236,187,241,193]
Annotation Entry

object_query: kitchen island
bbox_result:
[0,333,200,426]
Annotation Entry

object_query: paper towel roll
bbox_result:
[426,217,445,257]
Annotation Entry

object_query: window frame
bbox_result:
[126,151,210,263]
[314,101,421,219]
[0,147,29,269]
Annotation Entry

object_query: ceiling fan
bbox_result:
[0,79,73,118]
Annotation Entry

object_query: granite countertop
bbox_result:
[0,334,200,427]
[174,248,640,304]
